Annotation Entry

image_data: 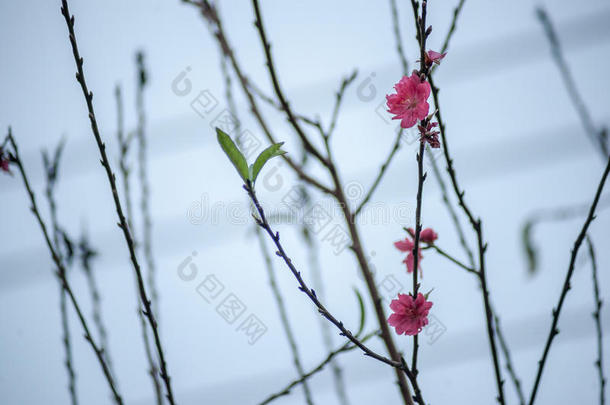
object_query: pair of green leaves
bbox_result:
[216,128,287,186]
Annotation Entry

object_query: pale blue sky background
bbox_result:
[0,0,609,404]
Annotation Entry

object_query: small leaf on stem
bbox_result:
[216,127,249,182]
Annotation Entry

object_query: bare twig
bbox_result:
[42,139,78,405]
[78,230,115,380]
[255,226,315,405]
[354,129,403,217]
[115,83,164,405]
[427,147,475,266]
[432,71,506,404]
[536,7,608,157]
[251,0,330,167]
[220,46,320,405]
[246,80,322,130]
[586,236,606,405]
[326,70,358,139]
[528,155,610,405]
[8,129,123,404]
[190,0,334,196]
[421,243,476,275]
[59,2,176,403]
[135,51,161,326]
[321,134,422,404]
[258,330,378,405]
[494,315,526,405]
[389,0,409,74]
[300,184,350,405]
[244,182,423,404]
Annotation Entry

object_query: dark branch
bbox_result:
[8,129,123,404]
[586,236,606,405]
[258,330,378,405]
[528,155,610,405]
[536,7,608,157]
[255,226,315,405]
[115,83,164,405]
[59,2,176,403]
[42,139,78,405]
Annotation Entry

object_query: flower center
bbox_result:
[403,97,419,110]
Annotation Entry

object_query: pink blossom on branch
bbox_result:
[0,147,11,174]
[418,121,441,149]
[394,236,422,274]
[386,73,431,129]
[394,237,414,253]
[420,228,438,244]
[424,50,447,66]
[388,293,433,336]
[402,249,423,274]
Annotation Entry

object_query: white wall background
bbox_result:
[0,0,609,404]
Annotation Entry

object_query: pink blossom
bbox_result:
[394,237,414,252]
[0,148,10,174]
[394,236,422,274]
[388,293,433,336]
[386,74,431,129]
[425,50,447,65]
[402,249,423,274]
[420,228,438,244]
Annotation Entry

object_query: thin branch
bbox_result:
[8,129,123,404]
[300,185,350,405]
[220,47,322,405]
[247,80,322,131]
[419,9,507,405]
[258,330,378,405]
[494,315,526,405]
[115,83,164,405]
[536,7,608,157]
[440,0,465,55]
[354,129,403,217]
[59,2,176,403]
[528,155,610,405]
[115,85,135,234]
[78,230,116,381]
[429,0,466,76]
[244,182,421,392]
[255,226,315,405]
[135,51,161,325]
[326,70,358,139]
[190,0,334,196]
[389,0,409,74]
[421,243,476,275]
[192,1,421,402]
[251,0,330,167]
[42,139,78,405]
[586,236,606,405]
[408,0,433,379]
[427,147,475,267]
[323,126,423,405]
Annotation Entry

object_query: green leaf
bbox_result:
[353,288,366,338]
[522,220,538,275]
[216,128,249,182]
[251,142,287,183]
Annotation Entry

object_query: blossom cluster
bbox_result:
[385,50,446,148]
[388,227,438,336]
